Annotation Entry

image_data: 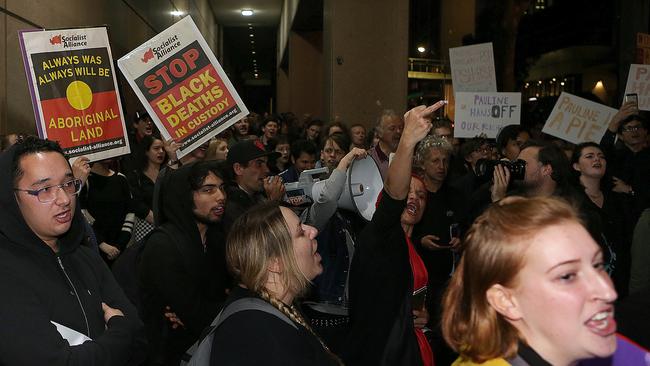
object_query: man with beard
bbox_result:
[139,161,230,365]
[369,109,403,180]
[491,141,607,269]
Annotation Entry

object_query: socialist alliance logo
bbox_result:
[141,48,154,63]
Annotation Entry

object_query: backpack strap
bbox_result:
[182,297,297,365]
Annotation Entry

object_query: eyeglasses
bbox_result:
[622,125,643,133]
[14,179,82,203]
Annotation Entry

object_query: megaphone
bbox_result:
[312,156,383,221]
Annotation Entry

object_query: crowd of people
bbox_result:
[0,99,648,365]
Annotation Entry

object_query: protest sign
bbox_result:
[118,16,248,159]
[624,64,650,110]
[449,42,497,93]
[542,92,617,144]
[454,92,521,138]
[19,27,129,160]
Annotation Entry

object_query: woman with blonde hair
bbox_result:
[208,201,341,365]
[441,195,644,365]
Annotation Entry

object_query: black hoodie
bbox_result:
[138,163,229,365]
[0,145,144,365]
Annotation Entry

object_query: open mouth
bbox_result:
[585,309,616,336]
[54,210,71,223]
[406,203,417,216]
[211,206,224,216]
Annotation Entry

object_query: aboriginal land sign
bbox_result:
[542,92,617,144]
[118,16,248,159]
[449,42,498,93]
[454,92,521,138]
[19,27,129,160]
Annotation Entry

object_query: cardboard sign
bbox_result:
[624,64,650,110]
[542,92,617,144]
[118,16,248,159]
[454,92,521,138]
[449,42,497,93]
[19,27,129,160]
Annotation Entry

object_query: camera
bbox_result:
[476,159,526,181]
[624,93,639,111]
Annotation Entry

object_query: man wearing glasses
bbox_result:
[0,137,144,364]
[604,102,650,294]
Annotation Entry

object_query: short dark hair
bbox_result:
[188,161,225,191]
[12,136,65,185]
[496,125,524,153]
[290,139,318,160]
[619,114,648,134]
[263,115,280,128]
[521,140,570,187]
[322,132,350,154]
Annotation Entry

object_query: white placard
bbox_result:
[449,42,497,93]
[624,64,650,111]
[454,92,521,138]
[542,92,617,144]
[118,16,248,159]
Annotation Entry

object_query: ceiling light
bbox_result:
[170,10,184,16]
[417,46,426,53]
[241,9,254,16]
[249,34,254,37]
[528,97,537,101]
[560,81,565,86]
[252,51,256,54]
[254,73,259,78]
[251,40,255,44]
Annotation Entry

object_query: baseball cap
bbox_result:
[227,139,280,165]
[134,110,150,122]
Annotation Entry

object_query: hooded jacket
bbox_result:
[138,163,229,365]
[0,146,144,365]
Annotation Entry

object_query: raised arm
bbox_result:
[384,102,446,200]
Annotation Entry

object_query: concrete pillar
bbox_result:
[276,31,324,119]
[323,0,409,127]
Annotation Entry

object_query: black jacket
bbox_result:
[0,146,144,365]
[210,286,339,366]
[139,163,229,365]
[345,191,423,366]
